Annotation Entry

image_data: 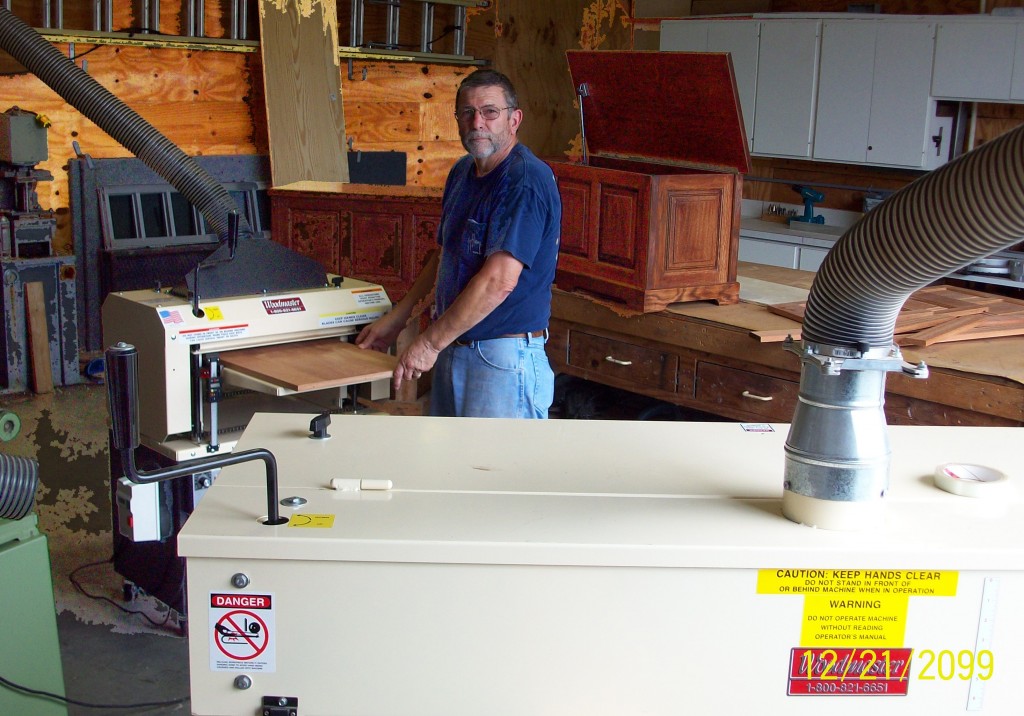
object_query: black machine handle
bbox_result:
[106,342,140,451]
[104,342,287,526]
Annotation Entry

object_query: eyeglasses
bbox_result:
[454,106,514,122]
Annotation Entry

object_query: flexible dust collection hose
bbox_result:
[785,123,1024,530]
[0,7,248,239]
[803,124,1024,348]
[0,453,39,520]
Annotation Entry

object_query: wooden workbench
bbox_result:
[548,263,1024,427]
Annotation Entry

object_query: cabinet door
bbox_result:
[659,19,710,51]
[662,19,759,151]
[752,20,821,159]
[708,20,760,152]
[866,21,935,168]
[813,20,876,164]
[738,237,799,269]
[932,20,1017,101]
[1013,24,1024,101]
[814,20,934,168]
[797,246,829,272]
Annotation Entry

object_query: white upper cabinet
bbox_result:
[660,19,760,151]
[659,18,711,51]
[751,19,821,159]
[1012,23,1024,101]
[932,19,1018,101]
[814,20,936,168]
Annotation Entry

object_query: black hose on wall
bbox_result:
[803,123,1024,349]
[0,8,248,238]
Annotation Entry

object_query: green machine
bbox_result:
[0,452,67,716]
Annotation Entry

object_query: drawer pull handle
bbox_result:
[742,390,773,402]
[604,355,633,366]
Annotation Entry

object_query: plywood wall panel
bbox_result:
[483,0,633,159]
[421,102,461,142]
[0,39,258,253]
[75,47,251,105]
[335,62,464,186]
[134,102,256,152]
[345,102,421,143]
[340,62,468,104]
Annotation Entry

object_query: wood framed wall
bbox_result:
[3,0,1022,251]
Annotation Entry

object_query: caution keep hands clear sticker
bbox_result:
[758,569,966,697]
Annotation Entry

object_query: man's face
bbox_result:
[455,85,520,160]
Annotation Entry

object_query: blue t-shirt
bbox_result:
[435,143,561,341]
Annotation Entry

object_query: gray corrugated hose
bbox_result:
[0,453,39,520]
[783,124,1024,530]
[0,8,246,238]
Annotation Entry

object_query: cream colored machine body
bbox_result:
[180,416,1023,715]
[102,277,391,461]
[102,278,391,616]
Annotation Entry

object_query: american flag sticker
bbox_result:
[159,309,183,324]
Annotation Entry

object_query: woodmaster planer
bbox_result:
[102,275,395,618]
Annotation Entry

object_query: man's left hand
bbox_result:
[393,335,440,390]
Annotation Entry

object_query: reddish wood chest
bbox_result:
[268,181,442,302]
[548,51,751,313]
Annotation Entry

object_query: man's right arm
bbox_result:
[355,250,439,352]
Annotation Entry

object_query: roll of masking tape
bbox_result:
[0,411,21,442]
[933,463,1009,498]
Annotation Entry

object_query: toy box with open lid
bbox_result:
[549,50,751,312]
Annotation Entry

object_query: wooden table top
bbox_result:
[220,339,396,392]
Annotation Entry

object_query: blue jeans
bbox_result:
[429,332,554,418]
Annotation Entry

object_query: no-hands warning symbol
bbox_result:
[209,592,276,672]
[215,610,268,660]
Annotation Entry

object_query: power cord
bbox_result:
[0,555,192,708]
[69,556,180,632]
[0,672,189,710]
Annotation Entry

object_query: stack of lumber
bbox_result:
[761,285,1024,346]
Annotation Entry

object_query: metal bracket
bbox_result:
[576,82,590,164]
[261,695,298,716]
[783,336,928,378]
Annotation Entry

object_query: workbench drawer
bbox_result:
[568,330,678,393]
[695,361,798,421]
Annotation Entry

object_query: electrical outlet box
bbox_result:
[115,478,161,542]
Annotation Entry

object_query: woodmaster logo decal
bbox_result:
[263,297,306,315]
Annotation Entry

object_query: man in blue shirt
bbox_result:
[356,69,561,418]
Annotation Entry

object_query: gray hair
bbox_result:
[456,69,518,110]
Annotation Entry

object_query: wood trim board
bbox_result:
[258,0,349,186]
[764,285,1024,346]
[24,282,54,394]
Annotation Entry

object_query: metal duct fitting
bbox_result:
[783,124,1024,530]
[0,7,246,239]
[0,452,39,520]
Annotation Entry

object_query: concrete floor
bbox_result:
[59,612,190,716]
[1,381,192,715]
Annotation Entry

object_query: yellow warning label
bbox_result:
[758,570,958,647]
[287,514,335,528]
[205,306,224,321]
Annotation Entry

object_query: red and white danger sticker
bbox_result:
[209,592,275,672]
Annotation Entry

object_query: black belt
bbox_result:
[453,329,545,347]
